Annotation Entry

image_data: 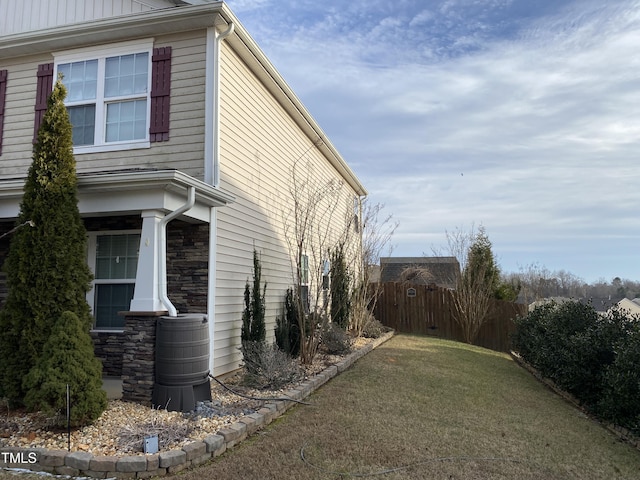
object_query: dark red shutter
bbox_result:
[150,46,171,142]
[33,63,54,143]
[0,70,7,155]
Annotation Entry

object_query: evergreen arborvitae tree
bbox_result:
[275,287,301,357]
[0,79,98,411]
[465,226,499,290]
[453,225,501,344]
[23,311,107,426]
[329,245,351,330]
[241,249,267,347]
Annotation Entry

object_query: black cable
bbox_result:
[208,374,312,406]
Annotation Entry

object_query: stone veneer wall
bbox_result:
[166,221,209,314]
[121,312,164,406]
[90,332,124,376]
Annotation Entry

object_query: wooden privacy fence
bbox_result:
[372,282,527,352]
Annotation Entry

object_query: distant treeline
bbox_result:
[502,264,639,305]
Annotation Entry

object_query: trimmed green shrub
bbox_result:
[597,321,640,433]
[512,301,606,404]
[241,249,267,348]
[329,245,351,330]
[23,311,107,427]
[513,301,639,432]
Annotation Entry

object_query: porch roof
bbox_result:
[0,169,235,223]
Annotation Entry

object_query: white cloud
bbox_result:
[409,9,435,27]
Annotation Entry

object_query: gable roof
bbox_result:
[379,257,460,289]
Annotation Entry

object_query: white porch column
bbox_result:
[129,209,166,312]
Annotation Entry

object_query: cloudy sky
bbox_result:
[224,0,640,283]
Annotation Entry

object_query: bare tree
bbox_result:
[508,263,587,304]
[349,200,398,336]
[284,152,346,364]
[282,143,398,355]
[438,225,498,344]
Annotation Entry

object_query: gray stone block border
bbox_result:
[1,331,394,478]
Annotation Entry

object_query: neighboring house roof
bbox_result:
[379,257,460,289]
[578,296,622,313]
[615,298,640,316]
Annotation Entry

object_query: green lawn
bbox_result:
[172,334,640,479]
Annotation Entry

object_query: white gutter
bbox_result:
[159,186,196,316]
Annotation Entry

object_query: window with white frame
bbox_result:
[88,232,140,330]
[55,40,153,152]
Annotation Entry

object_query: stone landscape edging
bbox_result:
[0,331,394,478]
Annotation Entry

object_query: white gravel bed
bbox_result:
[0,349,359,456]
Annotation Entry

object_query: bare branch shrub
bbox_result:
[433,225,498,344]
[361,316,386,339]
[284,151,347,364]
[240,341,303,390]
[350,200,398,336]
[116,407,194,453]
[321,323,353,355]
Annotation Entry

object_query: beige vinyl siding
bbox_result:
[212,41,359,375]
[0,30,208,181]
[0,0,172,36]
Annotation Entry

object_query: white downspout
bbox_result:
[213,21,234,187]
[204,20,234,375]
[207,207,218,375]
[159,186,196,317]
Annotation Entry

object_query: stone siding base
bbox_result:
[91,331,124,376]
[121,312,164,406]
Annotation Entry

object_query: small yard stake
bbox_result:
[66,384,70,451]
